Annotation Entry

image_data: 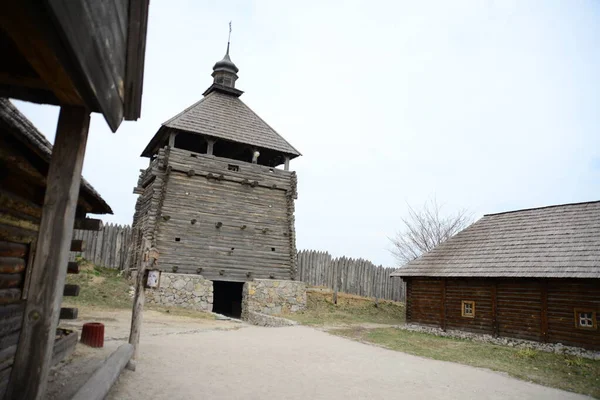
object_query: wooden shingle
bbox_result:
[392,201,600,278]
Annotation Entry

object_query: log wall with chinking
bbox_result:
[547,280,600,349]
[132,148,298,282]
[405,277,600,350]
[0,134,43,396]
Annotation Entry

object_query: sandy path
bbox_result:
[108,325,590,400]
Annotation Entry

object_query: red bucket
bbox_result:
[80,322,105,348]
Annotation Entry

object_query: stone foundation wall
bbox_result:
[242,279,306,317]
[146,272,213,311]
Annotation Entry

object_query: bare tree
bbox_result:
[390,198,472,266]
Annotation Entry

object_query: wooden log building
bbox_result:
[131,41,301,317]
[0,1,149,398]
[391,201,600,350]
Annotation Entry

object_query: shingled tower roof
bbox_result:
[141,45,300,159]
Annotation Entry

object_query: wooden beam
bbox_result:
[59,308,78,320]
[71,343,134,400]
[540,280,548,343]
[0,257,25,274]
[0,1,83,106]
[7,106,90,400]
[284,156,290,171]
[70,239,85,252]
[73,218,102,231]
[67,262,79,274]
[440,278,446,331]
[63,284,80,297]
[0,242,27,258]
[491,282,498,337]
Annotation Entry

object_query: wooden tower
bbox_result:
[131,44,301,283]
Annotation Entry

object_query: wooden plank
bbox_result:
[71,343,134,400]
[8,106,90,400]
[70,239,85,252]
[59,308,78,320]
[63,284,80,297]
[73,218,102,231]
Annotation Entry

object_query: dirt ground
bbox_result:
[47,308,592,400]
[45,308,238,400]
[42,308,586,400]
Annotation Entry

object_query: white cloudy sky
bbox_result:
[15,0,600,266]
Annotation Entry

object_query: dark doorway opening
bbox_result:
[212,281,243,318]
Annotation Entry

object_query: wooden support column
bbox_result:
[491,282,498,337]
[284,156,290,171]
[206,139,215,155]
[540,280,548,343]
[8,106,90,400]
[440,278,447,331]
[168,131,177,148]
[128,243,157,359]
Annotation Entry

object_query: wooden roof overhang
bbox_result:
[0,0,149,131]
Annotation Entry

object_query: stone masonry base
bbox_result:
[145,272,213,311]
[145,274,307,322]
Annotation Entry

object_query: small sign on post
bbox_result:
[146,270,160,288]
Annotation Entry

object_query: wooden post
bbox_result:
[168,131,177,148]
[332,259,338,305]
[7,106,90,400]
[284,156,290,171]
[128,242,157,359]
[206,139,215,155]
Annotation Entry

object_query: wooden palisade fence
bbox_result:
[297,250,405,302]
[70,226,405,303]
[70,224,132,270]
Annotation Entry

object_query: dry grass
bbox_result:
[282,290,405,326]
[333,327,600,398]
[63,259,213,319]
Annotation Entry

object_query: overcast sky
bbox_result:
[14,0,600,266]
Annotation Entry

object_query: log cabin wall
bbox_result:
[131,147,298,282]
[405,277,600,350]
[0,133,43,396]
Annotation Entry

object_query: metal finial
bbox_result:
[227,21,232,55]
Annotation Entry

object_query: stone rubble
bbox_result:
[397,323,600,360]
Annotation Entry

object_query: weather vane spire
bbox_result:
[227,21,232,55]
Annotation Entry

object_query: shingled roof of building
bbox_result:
[0,98,112,215]
[391,201,600,278]
[141,91,301,158]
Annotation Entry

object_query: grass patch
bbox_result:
[64,259,214,319]
[64,259,132,309]
[282,290,405,326]
[333,327,600,398]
